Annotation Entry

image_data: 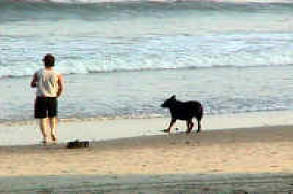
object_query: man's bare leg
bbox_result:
[39,118,48,144]
[49,117,57,143]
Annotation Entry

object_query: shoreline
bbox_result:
[2,110,293,125]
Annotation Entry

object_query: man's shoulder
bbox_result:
[57,73,64,81]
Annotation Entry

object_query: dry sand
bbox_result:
[0,124,292,192]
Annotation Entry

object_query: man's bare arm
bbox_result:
[31,73,38,88]
[57,74,64,97]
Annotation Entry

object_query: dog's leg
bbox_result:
[186,120,194,134]
[196,120,201,133]
[164,119,176,133]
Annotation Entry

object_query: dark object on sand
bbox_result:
[161,95,203,134]
[66,140,90,149]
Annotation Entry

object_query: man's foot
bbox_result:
[51,135,57,143]
[42,137,49,145]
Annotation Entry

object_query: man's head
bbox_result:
[43,53,55,67]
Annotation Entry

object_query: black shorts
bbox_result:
[34,97,58,119]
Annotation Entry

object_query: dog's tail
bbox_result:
[197,104,203,121]
[197,105,203,133]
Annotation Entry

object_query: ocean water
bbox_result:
[0,0,293,122]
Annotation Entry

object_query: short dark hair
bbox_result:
[43,54,55,67]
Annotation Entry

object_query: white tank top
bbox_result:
[36,68,59,97]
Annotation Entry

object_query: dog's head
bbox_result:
[161,95,176,108]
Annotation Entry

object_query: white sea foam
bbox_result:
[0,0,292,122]
[1,32,292,78]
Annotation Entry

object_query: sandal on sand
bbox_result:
[67,140,89,149]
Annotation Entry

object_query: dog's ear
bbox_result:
[171,95,176,99]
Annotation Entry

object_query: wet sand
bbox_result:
[0,173,292,193]
[0,125,292,192]
[1,111,293,146]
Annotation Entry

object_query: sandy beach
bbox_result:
[1,0,293,192]
[0,125,292,176]
[0,122,292,192]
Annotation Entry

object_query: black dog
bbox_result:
[161,95,203,134]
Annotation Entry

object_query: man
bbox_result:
[31,54,64,144]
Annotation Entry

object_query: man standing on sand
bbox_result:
[31,54,64,144]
